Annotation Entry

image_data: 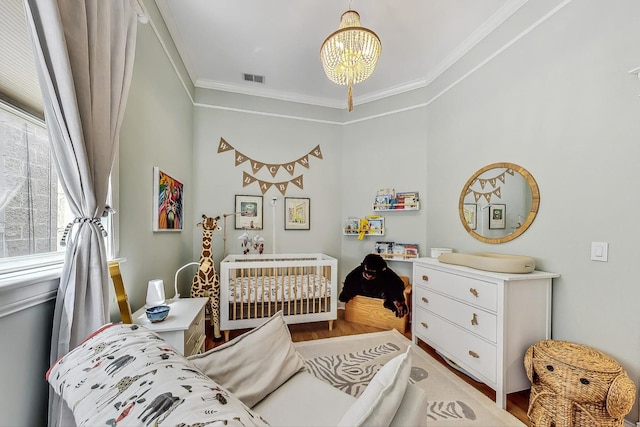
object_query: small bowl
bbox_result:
[146,305,170,323]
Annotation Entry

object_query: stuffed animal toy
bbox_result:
[524,340,636,427]
[357,218,369,240]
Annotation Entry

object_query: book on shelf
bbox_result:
[376,188,396,198]
[373,242,419,260]
[395,191,419,209]
[374,241,394,254]
[344,217,359,234]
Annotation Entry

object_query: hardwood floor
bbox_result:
[206,310,531,426]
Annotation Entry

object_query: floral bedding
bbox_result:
[47,323,269,426]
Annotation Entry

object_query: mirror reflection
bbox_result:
[458,162,539,244]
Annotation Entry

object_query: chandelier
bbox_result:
[320,10,381,111]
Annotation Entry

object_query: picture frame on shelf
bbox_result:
[463,203,477,230]
[153,166,184,232]
[489,204,506,229]
[284,197,310,230]
[235,195,263,229]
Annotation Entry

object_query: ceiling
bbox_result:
[156,0,525,110]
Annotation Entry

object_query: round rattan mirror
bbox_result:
[459,162,539,244]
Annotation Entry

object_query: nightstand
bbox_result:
[132,297,207,356]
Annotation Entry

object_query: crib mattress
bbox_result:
[227,275,331,304]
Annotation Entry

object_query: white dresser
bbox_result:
[133,297,207,356]
[412,257,559,408]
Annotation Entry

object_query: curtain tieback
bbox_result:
[60,217,107,247]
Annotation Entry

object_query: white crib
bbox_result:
[219,253,338,341]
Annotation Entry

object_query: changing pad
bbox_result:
[438,252,536,274]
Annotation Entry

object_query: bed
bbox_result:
[220,253,338,341]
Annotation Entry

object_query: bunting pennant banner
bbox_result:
[218,138,322,176]
[220,137,317,195]
[467,168,515,204]
[242,171,304,194]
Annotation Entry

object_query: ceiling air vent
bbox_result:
[243,73,265,84]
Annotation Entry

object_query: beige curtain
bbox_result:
[23,1,140,425]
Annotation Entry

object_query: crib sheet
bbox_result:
[227,275,330,303]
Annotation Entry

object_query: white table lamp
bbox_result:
[173,262,201,299]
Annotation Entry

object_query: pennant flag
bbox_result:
[265,164,281,178]
[497,172,506,183]
[274,181,289,195]
[309,145,323,159]
[235,151,249,166]
[217,137,234,153]
[297,155,311,169]
[258,180,273,194]
[283,161,297,175]
[242,171,257,187]
[251,161,265,174]
[291,175,304,189]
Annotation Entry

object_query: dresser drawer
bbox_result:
[414,306,497,384]
[184,334,206,357]
[184,306,205,355]
[414,265,497,312]
[415,286,497,343]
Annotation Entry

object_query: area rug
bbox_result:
[293,329,525,427]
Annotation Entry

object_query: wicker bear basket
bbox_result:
[524,340,636,427]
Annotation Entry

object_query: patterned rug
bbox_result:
[293,330,525,427]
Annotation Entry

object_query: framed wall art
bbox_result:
[235,195,263,229]
[284,197,310,230]
[463,203,477,230]
[489,204,506,229]
[153,166,184,232]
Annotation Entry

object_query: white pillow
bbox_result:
[47,323,269,427]
[188,311,306,408]
[337,346,412,427]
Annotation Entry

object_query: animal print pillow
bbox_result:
[47,323,269,426]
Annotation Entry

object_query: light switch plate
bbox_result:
[591,242,608,262]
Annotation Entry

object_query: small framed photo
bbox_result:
[153,166,184,232]
[463,203,477,230]
[489,204,506,229]
[284,197,310,230]
[235,195,263,229]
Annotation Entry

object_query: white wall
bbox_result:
[191,107,343,271]
[117,14,195,313]
[423,0,640,420]
[341,109,428,279]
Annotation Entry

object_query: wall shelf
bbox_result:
[374,241,419,261]
[344,216,385,237]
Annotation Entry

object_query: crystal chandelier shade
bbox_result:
[320,10,381,111]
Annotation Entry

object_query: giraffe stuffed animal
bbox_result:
[191,214,223,341]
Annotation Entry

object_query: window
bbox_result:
[0,0,115,278]
[0,101,116,275]
[0,101,74,268]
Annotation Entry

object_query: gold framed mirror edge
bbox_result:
[459,162,540,244]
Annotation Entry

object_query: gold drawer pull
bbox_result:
[420,322,428,329]
[469,350,480,358]
[421,297,429,304]
[469,288,479,297]
[471,313,478,326]
[422,275,429,281]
